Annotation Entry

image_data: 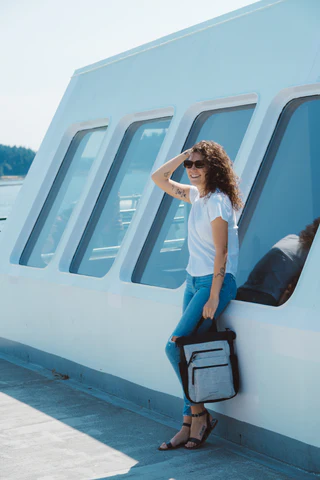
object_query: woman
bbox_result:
[151,140,242,450]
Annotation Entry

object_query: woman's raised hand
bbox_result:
[183,148,192,158]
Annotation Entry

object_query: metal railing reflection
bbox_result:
[40,195,187,263]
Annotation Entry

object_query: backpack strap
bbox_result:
[194,316,217,334]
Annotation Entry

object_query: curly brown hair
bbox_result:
[299,217,320,250]
[191,140,243,210]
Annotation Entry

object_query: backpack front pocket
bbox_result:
[188,348,223,366]
[192,363,235,402]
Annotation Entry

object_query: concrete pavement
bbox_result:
[0,354,317,480]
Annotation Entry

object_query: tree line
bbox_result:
[0,144,36,177]
[0,130,165,178]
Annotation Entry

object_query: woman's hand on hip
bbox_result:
[202,296,219,320]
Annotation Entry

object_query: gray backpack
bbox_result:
[176,322,239,404]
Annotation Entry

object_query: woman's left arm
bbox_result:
[202,217,228,319]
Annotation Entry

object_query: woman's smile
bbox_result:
[188,169,206,190]
[188,168,206,186]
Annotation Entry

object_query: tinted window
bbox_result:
[133,105,255,288]
[20,127,107,267]
[237,96,320,306]
[70,117,171,277]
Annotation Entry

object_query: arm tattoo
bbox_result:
[215,267,226,279]
[214,259,227,279]
[172,185,187,199]
[163,171,171,179]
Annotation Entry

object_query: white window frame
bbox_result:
[234,84,320,313]
[58,107,174,274]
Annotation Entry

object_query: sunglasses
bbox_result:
[183,160,206,169]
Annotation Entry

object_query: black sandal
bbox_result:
[158,422,191,450]
[184,410,218,450]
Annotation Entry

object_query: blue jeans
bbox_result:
[165,273,237,416]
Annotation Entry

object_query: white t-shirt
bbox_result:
[186,186,239,278]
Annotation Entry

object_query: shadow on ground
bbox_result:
[0,357,313,480]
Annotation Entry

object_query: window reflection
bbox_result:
[237,96,320,306]
[70,118,171,277]
[20,127,107,267]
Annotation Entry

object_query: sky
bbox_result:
[0,0,259,151]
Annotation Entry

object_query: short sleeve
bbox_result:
[189,186,199,204]
[207,194,231,223]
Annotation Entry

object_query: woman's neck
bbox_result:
[198,186,207,198]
